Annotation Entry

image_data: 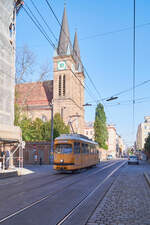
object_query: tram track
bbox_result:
[0,160,114,190]
[0,160,125,224]
[57,160,127,225]
[0,160,117,200]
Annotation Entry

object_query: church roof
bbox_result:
[73,31,80,67]
[57,7,72,56]
[73,31,83,72]
[16,80,53,106]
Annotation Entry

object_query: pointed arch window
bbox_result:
[63,74,66,96]
[59,75,61,96]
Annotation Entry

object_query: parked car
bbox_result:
[128,155,139,165]
[107,155,113,160]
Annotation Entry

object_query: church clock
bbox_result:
[57,61,66,70]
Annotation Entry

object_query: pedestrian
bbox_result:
[0,151,4,170]
[39,157,42,165]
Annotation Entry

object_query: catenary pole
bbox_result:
[50,101,54,164]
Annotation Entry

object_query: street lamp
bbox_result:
[83,103,92,107]
[106,96,118,101]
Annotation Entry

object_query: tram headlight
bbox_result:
[60,159,64,163]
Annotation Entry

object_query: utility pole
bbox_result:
[50,101,54,164]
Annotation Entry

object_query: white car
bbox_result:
[128,155,139,165]
[107,155,113,160]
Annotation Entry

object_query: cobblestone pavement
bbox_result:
[86,161,150,225]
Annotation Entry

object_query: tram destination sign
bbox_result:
[56,140,69,144]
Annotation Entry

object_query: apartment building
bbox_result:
[136,116,150,150]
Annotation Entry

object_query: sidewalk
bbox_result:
[87,161,150,225]
[22,164,53,175]
[0,164,54,179]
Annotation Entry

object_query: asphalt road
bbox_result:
[0,160,126,225]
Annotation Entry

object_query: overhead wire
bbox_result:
[23,4,55,49]
[44,0,114,123]
[85,78,150,103]
[79,21,150,41]
[22,4,98,104]
[132,0,136,137]
[45,0,103,102]
[29,0,58,43]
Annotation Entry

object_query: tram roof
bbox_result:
[55,134,98,145]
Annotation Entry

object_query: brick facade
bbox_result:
[16,81,53,121]
[24,142,51,164]
[53,56,85,134]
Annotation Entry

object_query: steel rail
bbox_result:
[0,160,124,224]
[57,161,126,225]
[0,160,116,190]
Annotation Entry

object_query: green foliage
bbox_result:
[19,116,35,141]
[144,134,150,153]
[94,103,108,149]
[53,113,70,138]
[14,105,70,141]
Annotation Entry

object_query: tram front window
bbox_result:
[55,144,72,154]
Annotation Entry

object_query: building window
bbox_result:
[9,23,13,38]
[86,131,88,135]
[63,75,65,96]
[90,131,93,135]
[59,75,61,96]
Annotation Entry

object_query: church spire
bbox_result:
[57,7,72,56]
[73,31,83,72]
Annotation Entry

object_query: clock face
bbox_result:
[57,61,66,70]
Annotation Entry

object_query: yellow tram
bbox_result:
[53,134,100,171]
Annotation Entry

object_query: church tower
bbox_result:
[53,7,85,134]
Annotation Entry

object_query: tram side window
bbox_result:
[82,143,86,154]
[85,144,88,154]
[55,144,72,154]
[91,145,93,154]
[88,144,91,154]
[89,145,92,154]
[74,142,80,154]
[91,145,95,154]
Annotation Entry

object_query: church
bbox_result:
[16,7,85,134]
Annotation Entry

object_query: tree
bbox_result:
[144,134,150,153]
[94,103,108,149]
[16,45,50,84]
[16,45,35,84]
[19,116,35,141]
[53,113,70,139]
[14,110,70,142]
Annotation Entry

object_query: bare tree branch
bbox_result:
[15,45,51,109]
[16,45,35,84]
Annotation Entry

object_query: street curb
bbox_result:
[0,171,19,179]
[144,172,150,187]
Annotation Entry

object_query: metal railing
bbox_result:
[0,156,23,173]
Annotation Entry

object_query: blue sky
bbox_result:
[16,0,150,147]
